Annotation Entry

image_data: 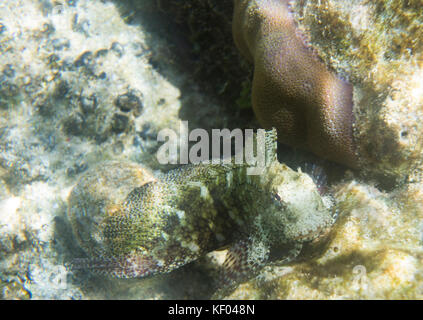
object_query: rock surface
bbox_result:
[291,0,423,181]
[0,0,422,300]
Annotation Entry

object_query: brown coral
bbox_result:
[233,0,358,168]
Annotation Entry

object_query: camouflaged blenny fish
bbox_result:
[68,130,334,283]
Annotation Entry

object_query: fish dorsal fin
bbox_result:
[264,128,278,165]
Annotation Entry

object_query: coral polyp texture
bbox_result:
[68,131,334,283]
[233,0,357,168]
[233,0,423,180]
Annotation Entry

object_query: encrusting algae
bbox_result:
[289,0,423,180]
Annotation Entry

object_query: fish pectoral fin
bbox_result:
[220,236,269,287]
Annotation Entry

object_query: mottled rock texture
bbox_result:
[291,0,423,181]
[1,0,423,300]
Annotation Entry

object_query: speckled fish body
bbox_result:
[68,130,333,280]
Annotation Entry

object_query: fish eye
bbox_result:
[271,192,285,208]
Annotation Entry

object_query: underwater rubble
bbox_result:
[0,0,422,299]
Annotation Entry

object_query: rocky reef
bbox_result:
[0,0,194,299]
[221,0,423,298]
[229,0,423,184]
[233,0,358,169]
[0,0,422,300]
[224,181,423,299]
[291,0,423,182]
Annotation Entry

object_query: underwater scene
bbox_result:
[0,0,423,300]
